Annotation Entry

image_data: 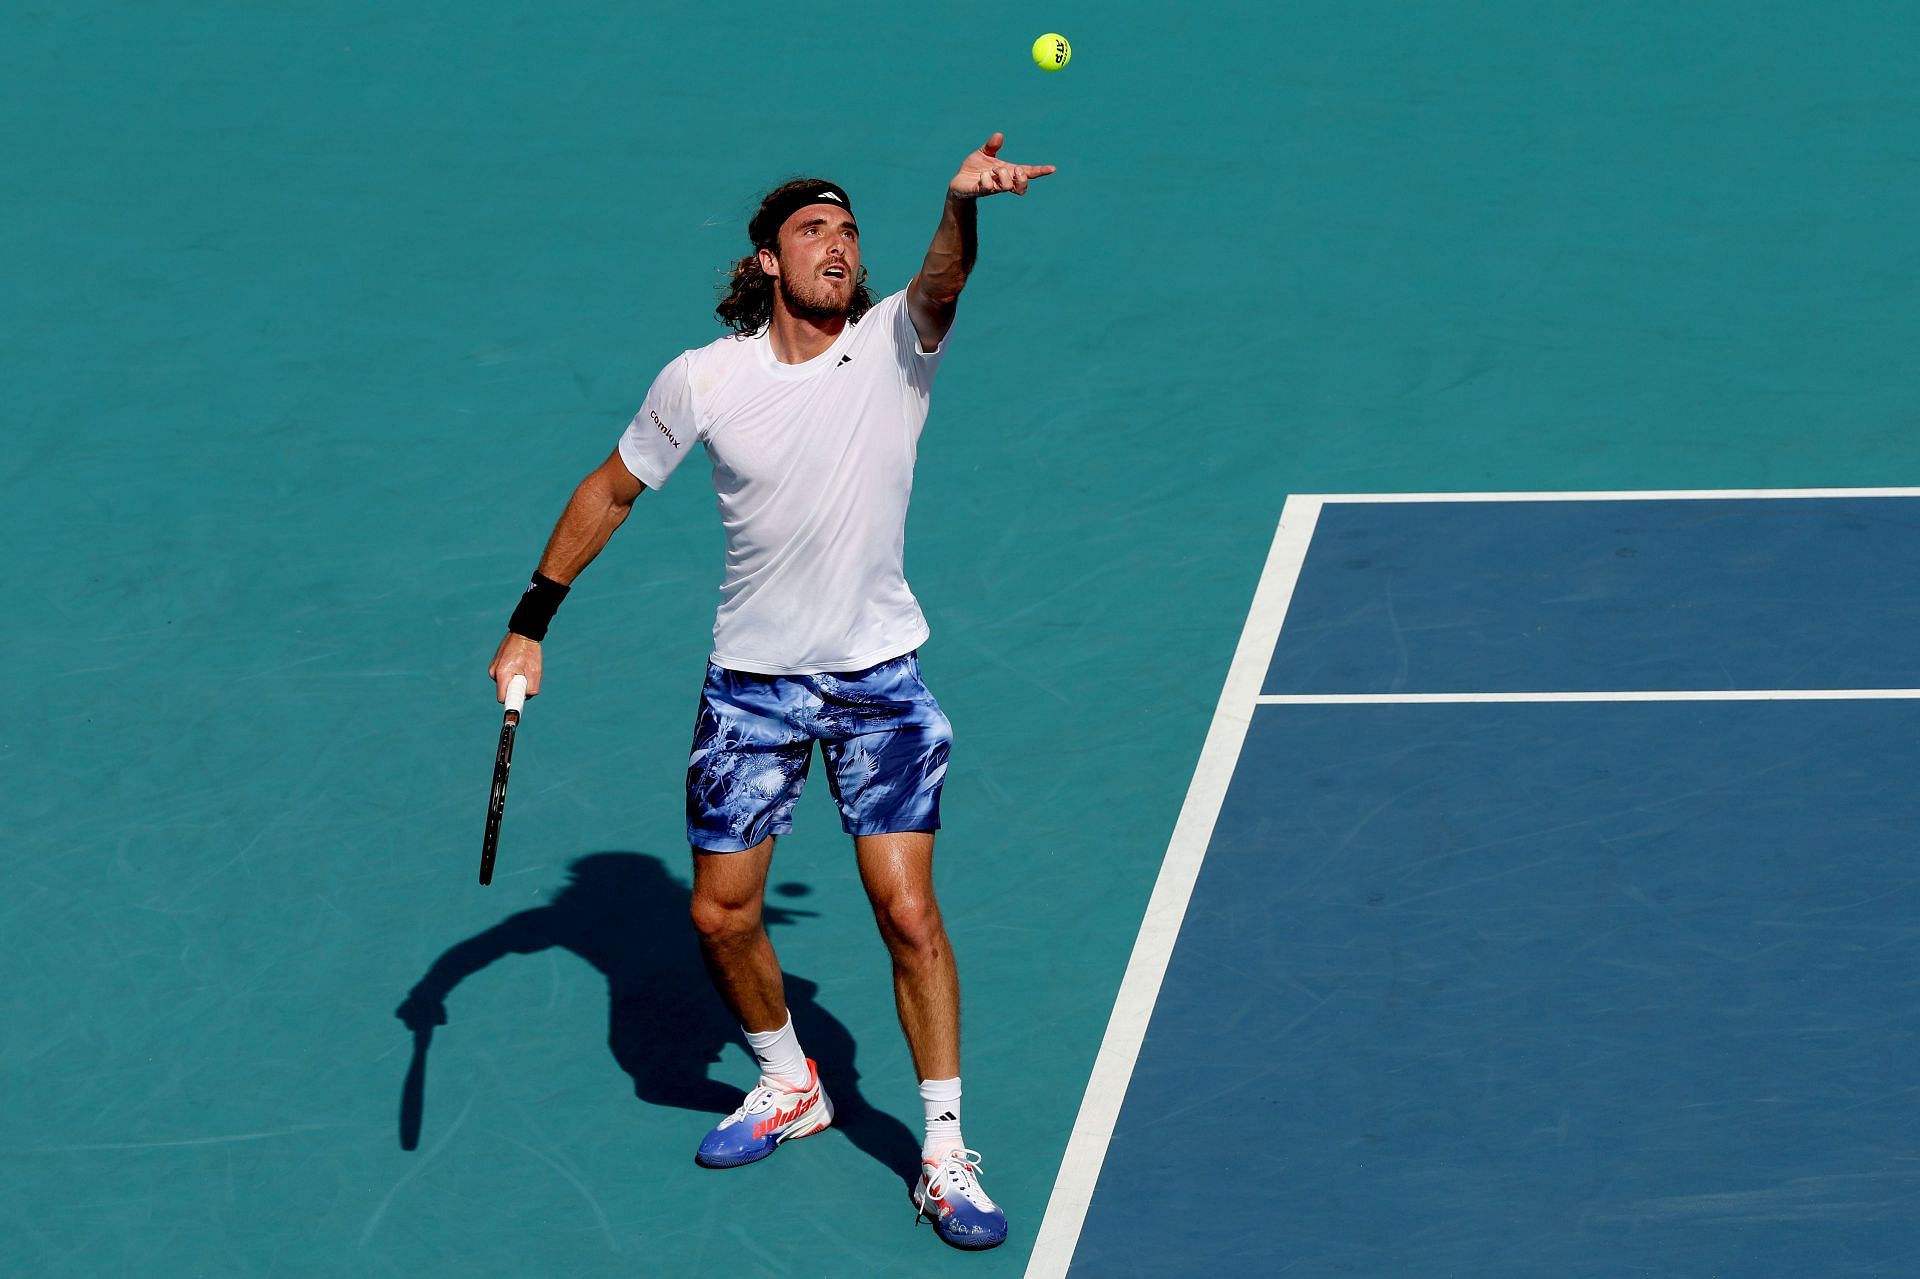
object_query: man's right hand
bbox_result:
[489,632,543,702]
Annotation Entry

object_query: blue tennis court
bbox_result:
[1035,492,1920,1277]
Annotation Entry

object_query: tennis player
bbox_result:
[487,133,1054,1250]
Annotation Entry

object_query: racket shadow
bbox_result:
[394,850,922,1185]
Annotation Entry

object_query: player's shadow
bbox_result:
[394,851,921,1186]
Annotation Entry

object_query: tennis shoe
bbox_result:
[695,1059,832,1168]
[912,1147,1007,1250]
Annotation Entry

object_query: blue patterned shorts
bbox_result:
[685,652,952,852]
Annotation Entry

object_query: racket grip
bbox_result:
[505,673,529,714]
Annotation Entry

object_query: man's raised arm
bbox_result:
[906,132,1056,353]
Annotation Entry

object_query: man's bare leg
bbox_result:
[689,835,788,1033]
[688,834,832,1168]
[854,830,959,1082]
[860,830,1005,1245]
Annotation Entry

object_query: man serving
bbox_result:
[488,133,1054,1250]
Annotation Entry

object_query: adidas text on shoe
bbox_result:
[695,1059,832,1168]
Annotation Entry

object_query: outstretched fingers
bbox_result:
[954,133,1058,198]
[998,164,1059,196]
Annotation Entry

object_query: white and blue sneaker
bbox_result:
[694,1059,832,1168]
[912,1147,1007,1249]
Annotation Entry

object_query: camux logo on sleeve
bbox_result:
[650,409,681,449]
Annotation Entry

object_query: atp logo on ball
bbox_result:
[1032,33,1071,72]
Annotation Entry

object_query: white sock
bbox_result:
[920,1076,963,1161]
[742,1016,808,1088]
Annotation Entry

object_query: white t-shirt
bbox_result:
[616,289,946,675]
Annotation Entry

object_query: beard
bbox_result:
[777,270,854,320]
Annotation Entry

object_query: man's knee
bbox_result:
[875,891,947,958]
[690,891,763,945]
[689,837,775,945]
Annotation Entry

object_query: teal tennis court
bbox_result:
[8,4,1920,1275]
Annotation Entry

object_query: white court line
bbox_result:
[1298,486,1920,503]
[1260,689,1920,704]
[1023,495,1326,1278]
[1023,485,1920,1278]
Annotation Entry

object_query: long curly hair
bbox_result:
[715,178,875,335]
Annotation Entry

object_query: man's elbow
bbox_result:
[909,282,960,337]
[914,277,964,310]
[591,453,647,509]
[610,474,645,512]
[914,264,970,305]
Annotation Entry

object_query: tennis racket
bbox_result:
[479,673,528,886]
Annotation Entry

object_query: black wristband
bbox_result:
[508,572,570,642]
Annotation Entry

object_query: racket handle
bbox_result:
[505,673,529,715]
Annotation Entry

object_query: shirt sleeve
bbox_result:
[616,352,699,489]
[882,289,948,390]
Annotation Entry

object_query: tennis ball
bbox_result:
[1032,33,1071,72]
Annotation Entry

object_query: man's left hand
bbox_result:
[949,132,1056,199]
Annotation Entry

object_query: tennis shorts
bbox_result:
[685,651,952,852]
